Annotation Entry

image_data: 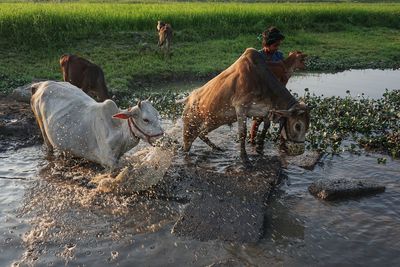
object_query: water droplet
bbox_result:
[111,251,119,260]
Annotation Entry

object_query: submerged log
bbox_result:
[308,177,385,200]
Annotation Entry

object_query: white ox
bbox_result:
[30,81,164,168]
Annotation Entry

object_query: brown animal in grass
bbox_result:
[179,48,310,166]
[60,54,109,102]
[157,21,173,58]
[249,51,307,144]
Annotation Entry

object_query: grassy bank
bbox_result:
[0,2,399,94]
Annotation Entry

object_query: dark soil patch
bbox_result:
[0,96,42,152]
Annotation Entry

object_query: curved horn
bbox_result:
[137,100,142,109]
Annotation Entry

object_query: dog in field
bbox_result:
[157,21,173,58]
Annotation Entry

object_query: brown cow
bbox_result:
[157,21,173,58]
[60,54,109,102]
[180,48,310,166]
[249,51,307,144]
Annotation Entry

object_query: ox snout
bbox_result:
[148,131,165,146]
[281,141,305,156]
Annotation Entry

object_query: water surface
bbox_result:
[1,123,399,266]
[287,69,400,98]
[146,69,400,99]
[1,69,399,266]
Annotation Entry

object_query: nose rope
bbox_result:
[127,117,140,139]
[126,107,139,139]
[127,117,164,143]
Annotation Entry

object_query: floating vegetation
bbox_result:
[117,90,188,119]
[303,89,400,158]
[127,89,400,160]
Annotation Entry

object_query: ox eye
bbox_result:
[143,119,150,123]
[295,123,301,131]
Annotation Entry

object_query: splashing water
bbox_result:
[92,135,178,194]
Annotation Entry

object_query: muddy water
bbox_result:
[1,69,400,266]
[1,120,399,266]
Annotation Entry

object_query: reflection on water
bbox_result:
[0,146,44,266]
[288,69,400,98]
[230,153,400,266]
[143,69,400,100]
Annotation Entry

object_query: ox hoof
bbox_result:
[241,157,253,169]
[255,145,264,155]
[243,161,253,170]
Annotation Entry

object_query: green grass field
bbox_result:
[0,2,399,94]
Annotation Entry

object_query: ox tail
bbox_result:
[30,82,42,96]
[175,96,188,104]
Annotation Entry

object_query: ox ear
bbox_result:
[268,109,291,122]
[112,110,133,120]
[291,102,309,114]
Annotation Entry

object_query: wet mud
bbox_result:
[35,152,284,243]
[0,96,41,152]
[169,156,282,242]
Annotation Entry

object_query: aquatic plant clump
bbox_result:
[130,89,400,159]
[304,89,400,158]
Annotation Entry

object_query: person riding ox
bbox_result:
[179,48,310,166]
[31,81,164,169]
[250,50,307,145]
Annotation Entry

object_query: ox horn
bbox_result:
[137,100,142,109]
[288,102,308,115]
[268,109,291,122]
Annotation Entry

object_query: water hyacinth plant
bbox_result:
[304,89,400,158]
[128,89,400,160]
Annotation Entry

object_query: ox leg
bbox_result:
[183,122,199,153]
[249,117,262,145]
[41,130,54,155]
[62,68,68,82]
[199,133,223,151]
[32,108,54,154]
[256,118,270,154]
[236,110,251,167]
[166,40,172,59]
[164,46,169,59]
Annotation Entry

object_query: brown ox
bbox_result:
[249,51,307,145]
[181,48,310,166]
[60,54,109,102]
[157,21,173,58]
